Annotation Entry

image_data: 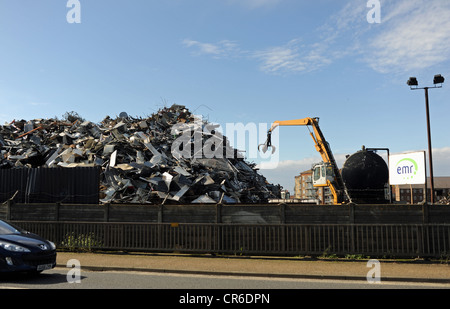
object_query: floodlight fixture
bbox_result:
[433,74,445,85]
[407,77,418,87]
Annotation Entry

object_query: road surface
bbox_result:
[1,267,449,290]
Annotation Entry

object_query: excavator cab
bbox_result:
[312,162,334,187]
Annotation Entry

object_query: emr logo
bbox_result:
[395,158,418,180]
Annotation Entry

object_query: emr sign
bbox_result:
[389,151,426,185]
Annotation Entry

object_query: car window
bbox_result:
[0,220,21,235]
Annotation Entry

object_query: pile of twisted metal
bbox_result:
[0,105,281,204]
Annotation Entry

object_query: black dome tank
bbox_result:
[341,147,389,204]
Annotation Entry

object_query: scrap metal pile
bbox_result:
[0,105,281,204]
[437,194,450,205]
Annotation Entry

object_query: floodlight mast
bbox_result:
[407,75,445,204]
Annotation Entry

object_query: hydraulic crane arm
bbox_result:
[260,117,337,171]
[259,117,351,204]
[267,118,334,164]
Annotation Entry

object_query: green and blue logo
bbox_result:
[395,158,418,180]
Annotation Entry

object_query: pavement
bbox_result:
[55,251,450,284]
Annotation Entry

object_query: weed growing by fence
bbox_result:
[61,232,102,252]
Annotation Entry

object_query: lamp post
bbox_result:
[407,74,445,204]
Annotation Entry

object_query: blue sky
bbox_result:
[1,0,449,192]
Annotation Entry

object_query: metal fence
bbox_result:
[12,221,450,258]
[0,167,100,204]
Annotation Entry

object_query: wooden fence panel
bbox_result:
[1,202,450,225]
[285,205,350,224]
[107,204,159,223]
[353,205,424,224]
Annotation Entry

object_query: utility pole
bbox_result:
[424,87,435,204]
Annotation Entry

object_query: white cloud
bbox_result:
[253,40,306,74]
[258,158,316,191]
[182,4,349,75]
[183,0,450,75]
[182,39,220,55]
[183,38,332,75]
[328,0,450,74]
[253,39,332,75]
[364,1,450,73]
[182,39,241,59]
[428,147,450,176]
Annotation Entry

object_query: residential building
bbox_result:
[392,177,450,204]
[294,169,333,204]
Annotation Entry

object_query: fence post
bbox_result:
[279,203,286,253]
[421,206,429,256]
[158,204,164,223]
[157,205,164,250]
[215,204,223,253]
[418,224,425,256]
[55,202,60,221]
[422,204,429,224]
[216,203,222,223]
[349,204,355,224]
[279,203,286,224]
[104,203,110,222]
[6,199,11,221]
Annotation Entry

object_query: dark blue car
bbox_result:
[0,220,56,274]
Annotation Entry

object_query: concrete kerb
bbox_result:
[55,251,450,284]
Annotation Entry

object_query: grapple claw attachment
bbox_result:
[258,131,276,154]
